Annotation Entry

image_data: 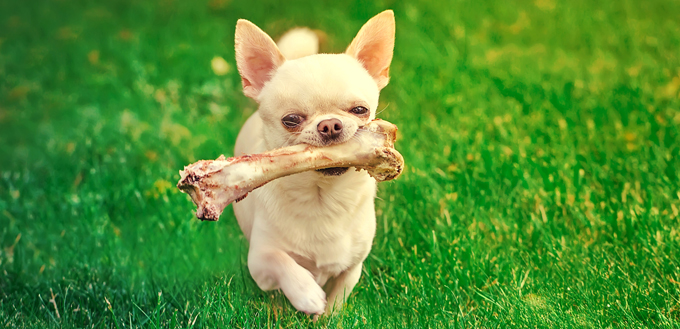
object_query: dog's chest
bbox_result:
[262,171,377,275]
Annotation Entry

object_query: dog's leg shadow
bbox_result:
[323,263,363,315]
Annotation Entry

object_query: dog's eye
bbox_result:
[282,114,305,128]
[350,106,369,116]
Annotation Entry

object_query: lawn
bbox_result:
[1,0,680,327]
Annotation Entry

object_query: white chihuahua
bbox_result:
[231,10,395,315]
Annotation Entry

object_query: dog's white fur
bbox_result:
[232,11,395,315]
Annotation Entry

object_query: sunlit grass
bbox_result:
[1,0,679,327]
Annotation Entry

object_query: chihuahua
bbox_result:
[231,10,395,315]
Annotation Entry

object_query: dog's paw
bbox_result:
[289,282,326,315]
[281,273,326,315]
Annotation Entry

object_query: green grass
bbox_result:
[2,0,680,327]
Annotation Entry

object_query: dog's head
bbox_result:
[234,11,395,150]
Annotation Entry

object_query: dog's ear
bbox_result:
[235,20,286,100]
[345,10,395,90]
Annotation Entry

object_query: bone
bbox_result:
[177,119,404,221]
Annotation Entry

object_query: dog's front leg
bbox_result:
[248,248,327,315]
[324,262,363,314]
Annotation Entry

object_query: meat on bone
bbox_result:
[177,119,404,221]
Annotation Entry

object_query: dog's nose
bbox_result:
[317,119,343,140]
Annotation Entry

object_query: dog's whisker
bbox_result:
[375,103,391,116]
[279,132,303,148]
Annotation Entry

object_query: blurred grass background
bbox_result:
[1,0,680,327]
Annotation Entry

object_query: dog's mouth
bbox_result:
[316,167,349,176]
